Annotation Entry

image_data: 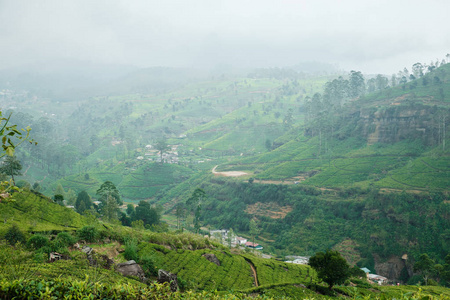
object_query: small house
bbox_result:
[245,242,263,250]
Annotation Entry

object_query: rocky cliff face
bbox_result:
[355,103,446,146]
[373,254,413,282]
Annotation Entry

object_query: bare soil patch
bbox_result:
[212,165,248,177]
[245,202,293,219]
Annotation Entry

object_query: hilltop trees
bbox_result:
[309,250,350,290]
[349,70,365,98]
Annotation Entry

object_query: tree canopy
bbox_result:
[309,250,350,290]
[0,155,22,185]
[75,190,92,214]
[96,181,122,205]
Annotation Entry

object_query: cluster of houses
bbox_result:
[209,229,263,250]
[283,258,389,285]
[284,256,310,265]
[360,268,389,285]
[136,144,180,164]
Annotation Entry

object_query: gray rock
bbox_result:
[202,253,220,266]
[116,260,146,283]
[158,269,178,292]
[81,246,94,255]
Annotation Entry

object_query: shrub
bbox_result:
[77,226,98,243]
[124,239,138,261]
[4,224,26,246]
[26,234,49,250]
[140,254,158,277]
[54,232,76,249]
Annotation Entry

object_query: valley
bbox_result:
[1,59,450,298]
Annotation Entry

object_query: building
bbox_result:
[245,242,263,250]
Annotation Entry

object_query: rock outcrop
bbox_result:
[202,253,220,266]
[116,260,147,283]
[157,269,178,292]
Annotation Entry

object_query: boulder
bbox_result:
[157,269,178,292]
[48,252,70,263]
[202,253,220,266]
[116,260,147,283]
[81,246,94,255]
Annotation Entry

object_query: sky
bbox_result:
[0,0,449,74]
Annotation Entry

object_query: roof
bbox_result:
[245,242,259,247]
[368,274,388,281]
[360,267,371,273]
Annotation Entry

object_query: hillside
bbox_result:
[2,62,450,290]
[1,192,450,299]
[0,191,88,234]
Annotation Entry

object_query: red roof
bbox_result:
[245,242,259,247]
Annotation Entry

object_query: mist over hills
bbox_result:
[1,55,449,298]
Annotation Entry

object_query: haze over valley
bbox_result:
[0,1,450,299]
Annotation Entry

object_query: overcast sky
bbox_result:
[0,0,449,74]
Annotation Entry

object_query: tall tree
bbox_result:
[349,70,366,98]
[412,62,424,78]
[75,191,92,214]
[96,181,122,205]
[249,218,260,247]
[283,108,294,131]
[375,74,389,91]
[154,138,170,163]
[186,188,206,233]
[103,194,119,222]
[414,253,435,285]
[309,250,350,290]
[134,200,159,226]
[0,155,22,185]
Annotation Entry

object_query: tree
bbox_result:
[154,138,170,163]
[349,70,365,98]
[65,188,77,205]
[103,194,119,222]
[414,253,435,285]
[175,202,186,230]
[309,250,350,290]
[75,191,92,214]
[32,182,41,193]
[227,228,235,248]
[442,254,450,284]
[4,224,26,245]
[400,76,408,90]
[249,218,260,247]
[0,155,22,185]
[186,188,206,233]
[283,108,294,131]
[134,200,159,226]
[412,62,424,78]
[54,183,65,198]
[375,74,389,91]
[54,194,64,206]
[96,181,122,206]
[126,203,136,216]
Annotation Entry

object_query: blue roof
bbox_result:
[360,267,371,273]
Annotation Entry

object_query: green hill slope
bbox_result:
[0,191,88,234]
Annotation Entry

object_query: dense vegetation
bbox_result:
[1,58,450,298]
